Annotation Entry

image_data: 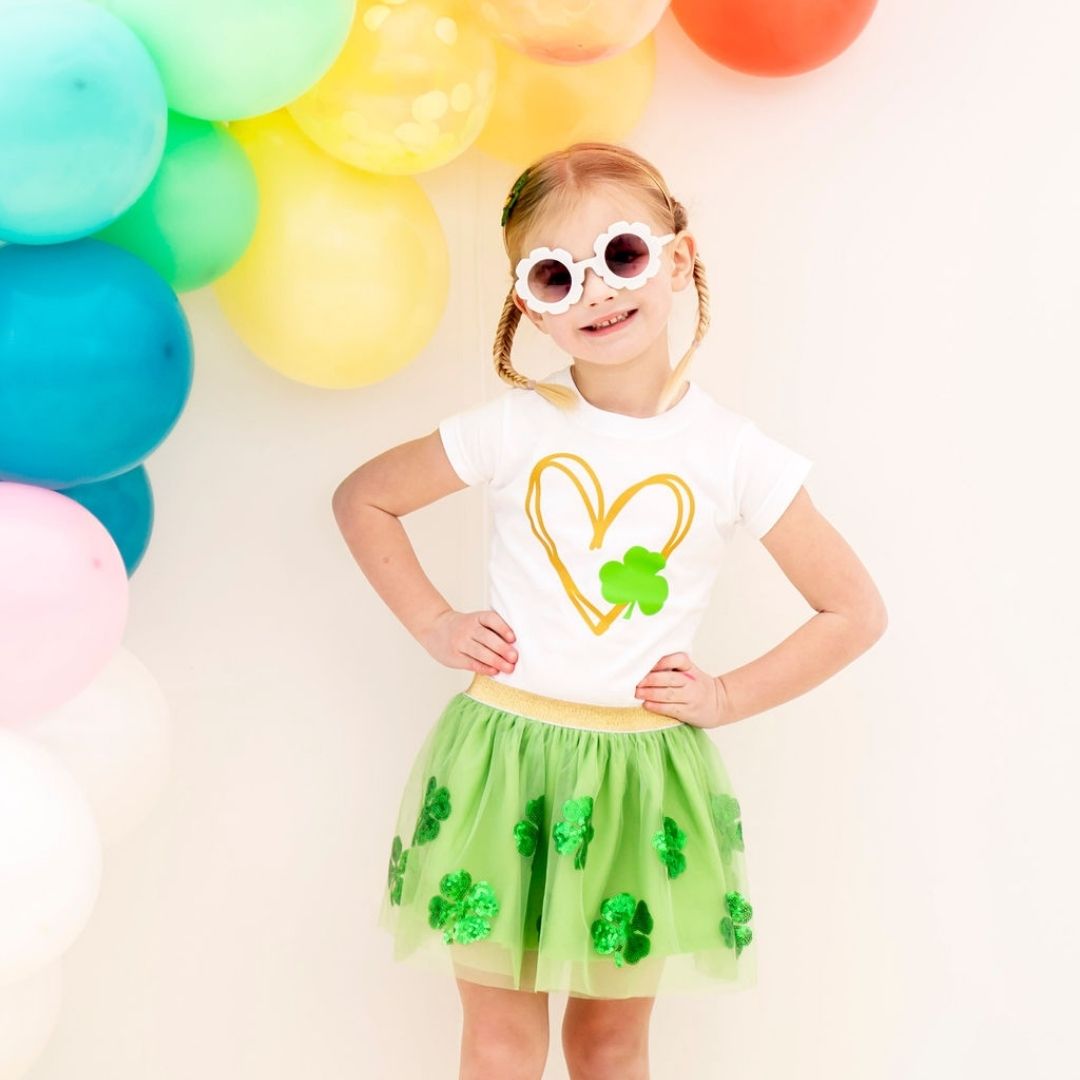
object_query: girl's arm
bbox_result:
[716,487,888,724]
[331,431,518,676]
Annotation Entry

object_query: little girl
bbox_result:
[332,142,887,1080]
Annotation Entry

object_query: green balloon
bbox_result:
[94,111,258,291]
[94,0,355,120]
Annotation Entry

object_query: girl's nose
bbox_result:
[580,265,616,304]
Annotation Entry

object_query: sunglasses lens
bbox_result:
[526,257,573,304]
[603,232,651,279]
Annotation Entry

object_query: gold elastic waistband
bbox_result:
[463,674,684,733]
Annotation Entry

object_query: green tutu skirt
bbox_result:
[377,674,758,999]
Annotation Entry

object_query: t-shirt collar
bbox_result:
[548,365,703,439]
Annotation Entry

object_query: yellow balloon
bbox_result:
[213,110,448,389]
[474,34,655,167]
[288,1,497,175]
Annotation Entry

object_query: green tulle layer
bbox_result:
[377,690,758,999]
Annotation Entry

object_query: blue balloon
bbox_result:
[0,0,167,243]
[0,239,193,487]
[62,465,154,576]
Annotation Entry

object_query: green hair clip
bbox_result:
[501,169,530,227]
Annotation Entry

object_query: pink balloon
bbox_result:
[0,483,129,723]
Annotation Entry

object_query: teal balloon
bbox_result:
[0,239,193,487]
[95,111,259,291]
[62,466,154,576]
[0,0,167,244]
[94,0,356,121]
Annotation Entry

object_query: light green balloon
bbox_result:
[94,112,258,291]
[94,0,355,120]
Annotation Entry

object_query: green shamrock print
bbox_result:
[552,795,594,870]
[599,545,669,620]
[513,795,545,857]
[719,890,753,956]
[591,892,654,968]
[412,775,451,845]
[651,815,688,879]
[387,834,409,906]
[710,793,745,863]
[428,869,500,945]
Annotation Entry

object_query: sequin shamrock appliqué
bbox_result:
[387,834,409,905]
[428,869,500,945]
[600,545,669,619]
[553,795,594,869]
[719,890,753,955]
[651,815,688,878]
[591,892,654,967]
[513,795,545,856]
[412,775,451,845]
[710,792,745,864]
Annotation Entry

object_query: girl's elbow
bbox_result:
[861,599,889,643]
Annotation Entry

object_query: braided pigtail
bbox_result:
[492,284,576,407]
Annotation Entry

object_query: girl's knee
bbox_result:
[561,999,654,1077]
[461,1016,548,1079]
[457,978,550,1080]
[461,1028,548,1080]
[563,1027,648,1075]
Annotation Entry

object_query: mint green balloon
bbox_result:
[94,0,355,121]
[0,0,166,243]
[94,111,258,291]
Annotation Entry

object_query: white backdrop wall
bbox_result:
[26,2,1078,1077]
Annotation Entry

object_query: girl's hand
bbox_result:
[634,652,733,729]
[420,608,518,676]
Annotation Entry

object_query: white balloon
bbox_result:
[9,647,172,848]
[0,962,62,1080]
[0,730,102,987]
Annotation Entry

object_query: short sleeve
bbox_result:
[731,419,813,538]
[436,392,508,487]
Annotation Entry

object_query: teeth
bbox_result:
[590,311,631,330]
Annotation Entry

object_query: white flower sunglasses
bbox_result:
[514,220,676,316]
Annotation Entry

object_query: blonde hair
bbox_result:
[493,141,711,415]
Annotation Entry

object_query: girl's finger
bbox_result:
[655,653,691,671]
[637,672,688,689]
[477,625,517,664]
[639,684,690,703]
[467,641,513,673]
[477,609,515,643]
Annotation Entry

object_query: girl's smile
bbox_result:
[580,307,638,334]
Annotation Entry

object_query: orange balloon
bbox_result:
[671,0,878,77]
[474,35,655,167]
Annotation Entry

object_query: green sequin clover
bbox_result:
[599,545,669,619]
[651,815,688,879]
[387,834,409,906]
[513,795,545,857]
[552,795,594,870]
[719,890,753,956]
[428,869,500,945]
[710,792,745,869]
[412,775,451,845]
[591,892,654,968]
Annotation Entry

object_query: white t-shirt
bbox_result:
[437,364,812,708]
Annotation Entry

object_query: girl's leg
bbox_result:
[455,976,551,1080]
[561,994,657,1080]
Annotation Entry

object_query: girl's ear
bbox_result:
[670,230,696,292]
[514,293,548,334]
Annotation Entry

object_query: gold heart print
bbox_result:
[524,452,695,636]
